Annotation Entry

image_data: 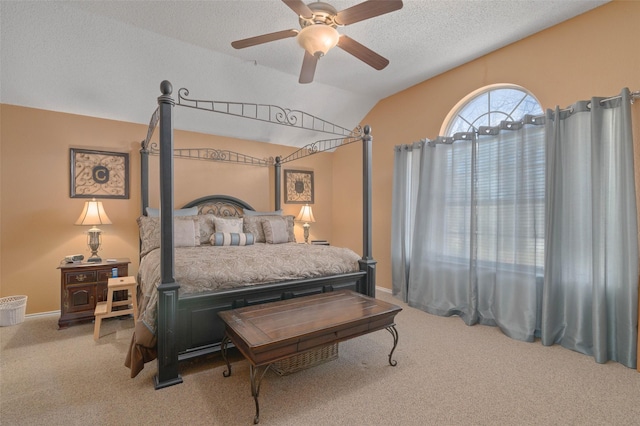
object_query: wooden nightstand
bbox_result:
[57,258,130,329]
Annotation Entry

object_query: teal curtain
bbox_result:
[405,125,545,339]
[542,88,638,367]
[392,88,638,368]
[391,141,423,302]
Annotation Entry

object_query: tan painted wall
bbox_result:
[2,2,638,313]
[0,105,333,314]
[332,1,640,291]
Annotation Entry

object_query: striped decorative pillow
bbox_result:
[210,232,255,246]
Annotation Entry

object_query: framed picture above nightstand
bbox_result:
[70,148,129,199]
[284,169,314,204]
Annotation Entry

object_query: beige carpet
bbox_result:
[1,292,639,425]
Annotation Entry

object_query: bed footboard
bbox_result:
[149,272,371,389]
[176,272,367,360]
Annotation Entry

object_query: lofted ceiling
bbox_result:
[1,0,608,148]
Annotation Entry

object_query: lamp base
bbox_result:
[87,228,102,263]
[303,223,310,244]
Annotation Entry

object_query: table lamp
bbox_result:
[75,198,112,262]
[295,204,315,244]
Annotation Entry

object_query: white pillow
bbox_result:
[174,219,200,247]
[213,216,243,233]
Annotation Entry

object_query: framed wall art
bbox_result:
[70,148,129,199]
[284,169,314,204]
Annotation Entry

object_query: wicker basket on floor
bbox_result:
[0,295,28,326]
[272,343,339,376]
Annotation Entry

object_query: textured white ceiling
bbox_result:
[1,0,608,147]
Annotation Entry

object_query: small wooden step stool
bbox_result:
[93,276,138,341]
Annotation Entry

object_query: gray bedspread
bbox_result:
[136,242,361,335]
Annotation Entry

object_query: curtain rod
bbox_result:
[404,89,639,148]
[549,89,639,118]
[600,90,639,104]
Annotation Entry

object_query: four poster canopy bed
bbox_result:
[126,81,377,389]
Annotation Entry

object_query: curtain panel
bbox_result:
[393,88,638,368]
[391,141,423,302]
[542,89,638,367]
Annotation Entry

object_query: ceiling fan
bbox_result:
[231,0,403,84]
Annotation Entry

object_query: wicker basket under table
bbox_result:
[272,343,338,376]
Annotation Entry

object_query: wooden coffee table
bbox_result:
[219,289,402,424]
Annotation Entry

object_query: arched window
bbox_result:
[442,84,543,136]
[437,84,546,267]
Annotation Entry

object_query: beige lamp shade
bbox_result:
[297,25,339,57]
[75,199,112,226]
[296,204,316,223]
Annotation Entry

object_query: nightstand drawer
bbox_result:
[97,266,126,282]
[65,270,97,284]
[58,258,130,328]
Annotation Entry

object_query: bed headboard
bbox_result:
[181,195,254,217]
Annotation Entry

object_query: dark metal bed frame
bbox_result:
[140,81,375,389]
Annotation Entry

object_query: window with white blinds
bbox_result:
[441,86,545,270]
[440,140,472,262]
[474,127,545,269]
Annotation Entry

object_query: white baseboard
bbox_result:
[376,286,392,294]
[26,310,60,319]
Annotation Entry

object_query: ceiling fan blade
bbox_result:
[231,29,298,49]
[335,0,403,26]
[282,0,314,18]
[337,35,389,70]
[299,51,318,84]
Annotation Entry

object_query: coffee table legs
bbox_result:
[221,334,271,424]
[386,325,399,366]
[249,364,271,424]
[221,335,232,377]
[222,327,399,423]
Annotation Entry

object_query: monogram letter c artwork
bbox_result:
[70,149,129,199]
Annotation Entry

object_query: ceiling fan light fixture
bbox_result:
[297,24,339,57]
